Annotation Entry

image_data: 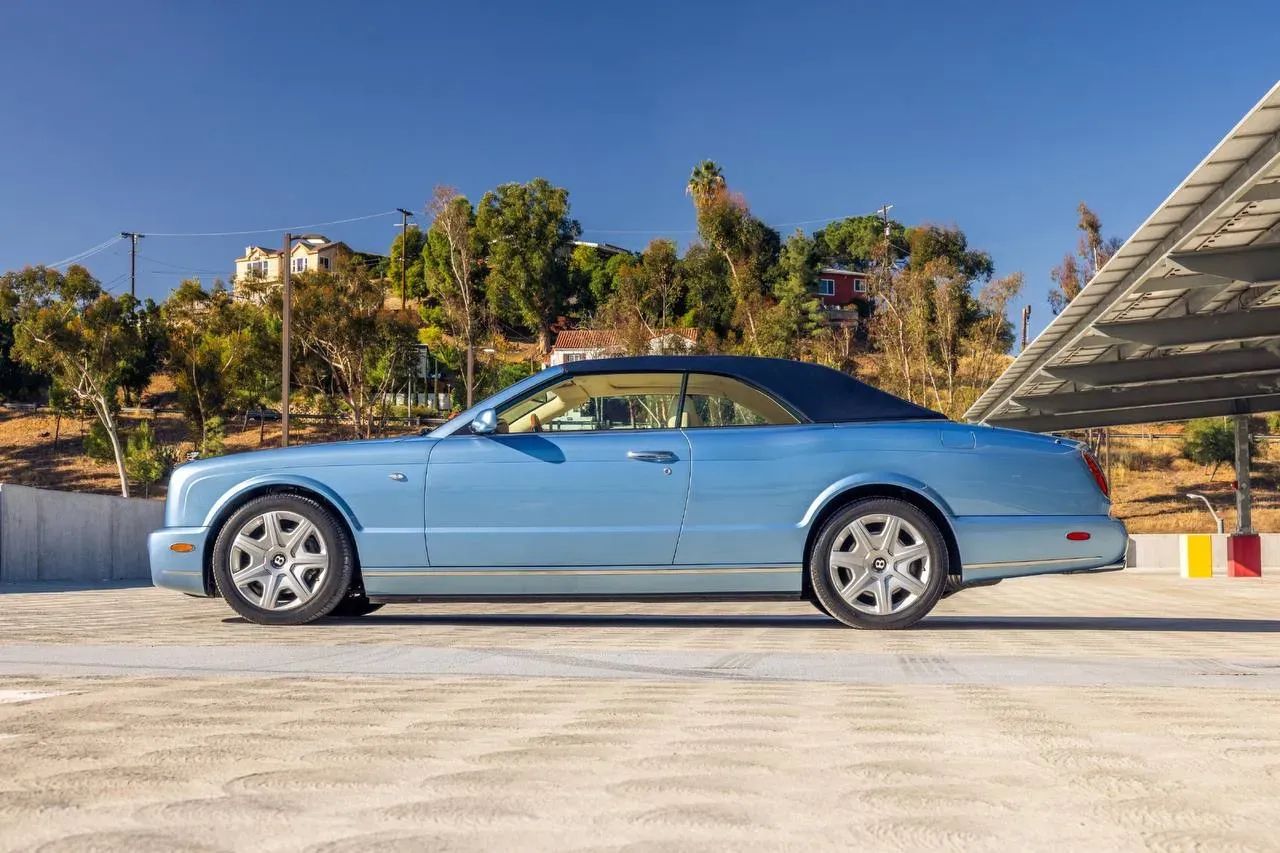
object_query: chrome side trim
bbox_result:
[963,556,1101,571]
[363,565,800,579]
[1061,562,1126,575]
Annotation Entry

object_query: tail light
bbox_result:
[1082,451,1109,498]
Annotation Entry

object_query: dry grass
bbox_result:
[1103,430,1279,533]
[0,374,421,500]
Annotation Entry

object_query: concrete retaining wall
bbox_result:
[0,484,163,583]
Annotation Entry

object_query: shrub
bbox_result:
[83,420,115,462]
[1181,418,1255,476]
[125,422,174,497]
[201,414,226,458]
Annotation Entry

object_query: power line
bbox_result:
[580,207,896,237]
[45,236,121,268]
[137,255,227,275]
[144,210,398,238]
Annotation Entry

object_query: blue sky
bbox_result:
[2,0,1278,341]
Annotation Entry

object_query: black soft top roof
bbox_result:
[563,355,946,423]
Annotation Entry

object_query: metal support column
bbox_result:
[1234,413,1252,533]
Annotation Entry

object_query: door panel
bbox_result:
[425,430,691,567]
[676,425,834,566]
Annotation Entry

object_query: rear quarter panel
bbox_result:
[676,421,1116,569]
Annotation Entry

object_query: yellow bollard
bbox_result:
[1180,534,1213,578]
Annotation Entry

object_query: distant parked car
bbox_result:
[244,408,281,422]
[150,356,1126,628]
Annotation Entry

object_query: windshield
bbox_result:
[428,366,565,438]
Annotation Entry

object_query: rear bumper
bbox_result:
[148,527,210,595]
[956,515,1128,583]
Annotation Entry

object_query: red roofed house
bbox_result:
[817,266,872,324]
[550,329,698,366]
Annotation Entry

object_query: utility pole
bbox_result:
[874,203,894,295]
[395,208,415,312]
[281,232,293,448]
[1020,304,1032,351]
[120,232,143,297]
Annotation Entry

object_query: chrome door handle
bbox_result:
[627,450,677,463]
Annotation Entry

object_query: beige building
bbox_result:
[233,234,352,287]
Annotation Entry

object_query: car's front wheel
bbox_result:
[809,498,948,630]
[210,494,355,626]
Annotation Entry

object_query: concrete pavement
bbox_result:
[0,572,1278,851]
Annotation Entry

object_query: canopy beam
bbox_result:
[1094,307,1280,347]
[1042,346,1280,387]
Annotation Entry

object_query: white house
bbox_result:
[549,329,698,365]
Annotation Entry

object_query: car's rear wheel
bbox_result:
[809,498,948,630]
[210,494,355,626]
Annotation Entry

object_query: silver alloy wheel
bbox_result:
[227,510,330,611]
[827,512,932,616]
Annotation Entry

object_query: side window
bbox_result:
[495,372,683,433]
[681,373,800,428]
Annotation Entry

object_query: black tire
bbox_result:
[210,494,355,626]
[328,596,384,618]
[809,497,949,630]
[810,597,834,618]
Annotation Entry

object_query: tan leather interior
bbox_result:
[500,371,796,433]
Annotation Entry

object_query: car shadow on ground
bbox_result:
[220,613,1280,632]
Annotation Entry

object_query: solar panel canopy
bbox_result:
[965,82,1280,432]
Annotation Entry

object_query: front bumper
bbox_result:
[148,526,211,595]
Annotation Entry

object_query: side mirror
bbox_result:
[471,408,498,435]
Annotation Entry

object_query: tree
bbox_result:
[390,225,427,303]
[0,265,148,496]
[964,272,1024,402]
[0,312,47,401]
[686,160,781,354]
[569,244,631,310]
[163,279,276,454]
[757,230,825,359]
[1049,202,1123,314]
[905,225,994,281]
[677,243,735,335]
[289,259,417,438]
[119,298,164,407]
[638,239,682,330]
[476,178,581,354]
[866,256,1021,419]
[125,421,171,498]
[422,186,487,406]
[1181,418,1253,478]
[813,214,906,268]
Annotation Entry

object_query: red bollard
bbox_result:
[1227,533,1262,578]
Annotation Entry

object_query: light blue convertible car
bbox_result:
[150,355,1126,629]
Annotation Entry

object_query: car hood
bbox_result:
[175,435,435,479]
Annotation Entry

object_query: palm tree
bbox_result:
[686,160,725,209]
